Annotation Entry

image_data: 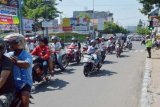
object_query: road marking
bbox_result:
[140,58,152,107]
[135,50,138,53]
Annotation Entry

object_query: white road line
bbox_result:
[140,58,152,107]
[135,50,138,53]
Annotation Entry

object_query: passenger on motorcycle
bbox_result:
[0,38,15,107]
[31,37,54,77]
[4,33,33,107]
[50,36,65,71]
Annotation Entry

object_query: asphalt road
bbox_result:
[30,41,146,107]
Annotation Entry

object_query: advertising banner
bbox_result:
[0,14,13,24]
[23,18,33,31]
[0,4,17,15]
[0,24,18,30]
[72,26,88,31]
[63,18,72,31]
[0,0,8,5]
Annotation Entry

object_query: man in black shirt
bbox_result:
[0,38,15,107]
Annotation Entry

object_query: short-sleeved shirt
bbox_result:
[0,55,15,95]
[7,50,33,90]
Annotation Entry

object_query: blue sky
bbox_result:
[56,0,148,26]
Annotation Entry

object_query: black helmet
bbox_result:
[38,37,48,45]
[0,38,6,55]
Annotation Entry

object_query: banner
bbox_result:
[0,0,8,5]
[0,4,17,15]
[0,14,13,24]
[23,18,33,31]
[63,18,72,31]
[0,24,18,30]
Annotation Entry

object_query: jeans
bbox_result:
[54,53,65,70]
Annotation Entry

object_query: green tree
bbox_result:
[103,22,128,34]
[23,0,61,31]
[136,26,150,35]
[138,0,160,15]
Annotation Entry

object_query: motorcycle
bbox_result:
[101,50,106,63]
[126,42,132,50]
[83,54,102,77]
[82,43,88,56]
[66,45,81,64]
[52,50,68,70]
[32,55,51,83]
[115,44,121,58]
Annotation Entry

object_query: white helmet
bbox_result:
[4,33,26,50]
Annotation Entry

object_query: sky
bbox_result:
[56,0,148,27]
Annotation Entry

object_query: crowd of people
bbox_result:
[0,33,133,107]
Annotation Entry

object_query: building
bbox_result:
[73,10,113,22]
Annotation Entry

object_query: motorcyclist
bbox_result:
[31,37,54,77]
[50,36,65,71]
[0,38,15,107]
[106,37,114,53]
[4,33,32,107]
[87,39,100,65]
[85,36,91,45]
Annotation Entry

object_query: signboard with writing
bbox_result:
[0,14,13,24]
[23,18,33,31]
[0,4,17,15]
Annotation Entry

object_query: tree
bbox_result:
[136,26,150,35]
[103,22,128,34]
[138,0,160,15]
[22,0,61,31]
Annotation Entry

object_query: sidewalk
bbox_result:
[150,49,160,107]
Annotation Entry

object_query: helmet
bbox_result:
[4,33,26,49]
[51,36,59,40]
[90,39,96,43]
[38,37,48,45]
[0,38,6,55]
[71,37,76,41]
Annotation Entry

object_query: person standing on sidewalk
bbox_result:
[145,35,153,58]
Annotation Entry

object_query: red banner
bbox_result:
[0,14,13,24]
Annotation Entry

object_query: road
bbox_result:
[30,41,146,107]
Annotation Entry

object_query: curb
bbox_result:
[140,58,152,107]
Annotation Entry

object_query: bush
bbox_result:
[49,32,88,42]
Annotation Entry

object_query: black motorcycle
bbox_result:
[32,56,51,82]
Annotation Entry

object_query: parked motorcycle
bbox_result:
[83,54,102,77]
[32,55,51,83]
[66,45,81,64]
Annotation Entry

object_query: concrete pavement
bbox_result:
[150,49,160,107]
[30,41,146,107]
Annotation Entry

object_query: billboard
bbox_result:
[23,19,33,31]
[62,18,72,31]
[0,14,13,24]
[0,24,18,30]
[0,4,17,15]
[0,0,7,5]
[62,18,89,31]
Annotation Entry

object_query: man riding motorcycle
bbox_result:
[50,36,65,71]
[87,39,100,65]
[4,33,33,107]
[0,38,15,107]
[70,37,81,61]
[31,37,54,78]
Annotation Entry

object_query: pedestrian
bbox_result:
[145,35,152,58]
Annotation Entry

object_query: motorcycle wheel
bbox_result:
[62,54,69,68]
[76,53,81,64]
[83,64,90,77]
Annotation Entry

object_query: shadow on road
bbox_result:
[54,68,75,75]
[120,54,130,58]
[32,79,69,94]
[104,60,117,64]
[69,62,84,66]
[90,70,117,77]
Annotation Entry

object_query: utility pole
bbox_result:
[43,0,49,37]
[92,0,95,39]
[18,0,24,35]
